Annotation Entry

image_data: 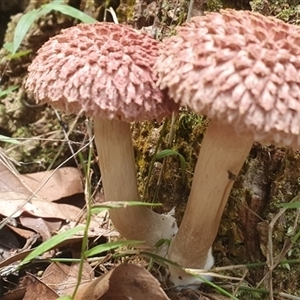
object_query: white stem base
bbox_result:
[94,117,178,251]
[169,248,214,287]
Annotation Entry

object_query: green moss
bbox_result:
[251,0,300,24]
[206,0,223,11]
[116,0,136,22]
[133,110,208,221]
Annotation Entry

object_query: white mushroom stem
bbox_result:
[167,119,254,286]
[94,117,177,250]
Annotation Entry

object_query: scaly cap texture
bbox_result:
[156,9,300,147]
[26,22,177,122]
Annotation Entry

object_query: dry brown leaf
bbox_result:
[0,226,21,250]
[0,161,83,219]
[0,249,33,272]
[0,160,36,202]
[0,199,82,219]
[74,263,170,300]
[42,261,94,297]
[6,224,36,240]
[19,216,61,241]
[0,226,22,262]
[21,167,83,201]
[0,288,25,300]
[22,273,58,300]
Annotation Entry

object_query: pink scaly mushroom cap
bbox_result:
[26,22,177,122]
[156,9,300,147]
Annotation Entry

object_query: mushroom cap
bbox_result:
[26,22,177,122]
[156,9,300,147]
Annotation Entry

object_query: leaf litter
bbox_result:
[0,150,230,300]
[0,148,187,300]
[0,150,115,298]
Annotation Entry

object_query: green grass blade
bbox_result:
[6,50,32,60]
[85,240,143,257]
[91,201,161,214]
[0,86,18,98]
[279,202,300,209]
[12,2,97,54]
[156,149,186,181]
[0,134,21,145]
[143,120,168,199]
[186,273,239,300]
[3,42,13,52]
[12,8,49,54]
[44,3,97,23]
[20,225,84,266]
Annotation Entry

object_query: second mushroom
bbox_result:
[156,9,300,286]
[26,22,178,251]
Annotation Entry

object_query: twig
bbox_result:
[278,292,300,300]
[187,0,204,20]
[257,194,300,300]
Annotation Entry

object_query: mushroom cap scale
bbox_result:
[156,9,300,147]
[26,22,177,122]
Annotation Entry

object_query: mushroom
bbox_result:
[155,9,300,285]
[26,22,178,250]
